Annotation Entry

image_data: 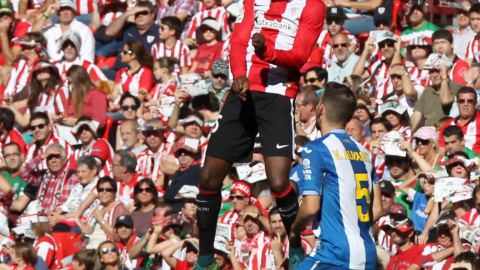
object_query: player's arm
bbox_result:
[229,0,255,79]
[371,183,382,223]
[256,1,326,69]
[290,195,320,246]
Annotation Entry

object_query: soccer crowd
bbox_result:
[1,0,480,268]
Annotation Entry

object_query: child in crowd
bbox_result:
[72,249,97,270]
[189,17,224,75]
[0,243,37,270]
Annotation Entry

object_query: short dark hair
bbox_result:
[115,150,137,172]
[97,176,117,193]
[135,1,157,16]
[76,155,98,171]
[455,251,478,264]
[268,207,280,221]
[120,92,141,108]
[432,29,453,43]
[456,86,477,102]
[370,117,393,133]
[192,92,220,112]
[294,135,311,147]
[2,142,21,153]
[76,116,93,123]
[74,249,97,270]
[469,3,480,16]
[305,67,328,82]
[0,108,15,132]
[134,178,159,210]
[161,16,183,39]
[443,125,464,140]
[30,111,50,125]
[320,82,357,127]
[300,87,320,107]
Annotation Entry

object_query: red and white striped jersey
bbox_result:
[25,133,73,171]
[398,125,413,143]
[136,143,173,183]
[260,237,312,269]
[115,67,154,100]
[4,57,37,96]
[73,138,114,178]
[406,61,431,88]
[439,111,480,154]
[0,128,27,164]
[116,235,143,269]
[420,243,472,270]
[449,56,469,86]
[53,58,108,87]
[219,210,239,240]
[460,208,480,227]
[98,0,127,25]
[150,79,176,100]
[465,35,480,63]
[25,86,67,117]
[230,0,325,98]
[376,215,398,256]
[34,234,58,269]
[368,60,393,103]
[151,40,192,68]
[315,28,358,69]
[234,231,268,269]
[3,19,32,52]
[186,6,230,41]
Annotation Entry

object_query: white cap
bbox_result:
[381,101,407,116]
[177,185,199,199]
[12,223,35,239]
[201,18,221,31]
[214,235,230,254]
[375,30,396,43]
[59,30,81,53]
[71,120,100,138]
[58,0,76,11]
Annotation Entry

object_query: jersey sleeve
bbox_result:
[301,142,325,196]
[465,37,475,60]
[139,68,154,90]
[90,139,110,163]
[229,0,255,78]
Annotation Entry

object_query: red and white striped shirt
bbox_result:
[368,60,393,103]
[234,231,268,269]
[260,237,312,269]
[0,129,27,164]
[315,28,358,69]
[116,235,143,269]
[136,143,173,183]
[4,57,38,96]
[230,0,325,98]
[465,35,480,63]
[98,0,127,25]
[439,111,480,154]
[187,6,231,41]
[151,40,192,69]
[53,58,108,87]
[115,67,154,100]
[34,234,58,269]
[25,86,67,117]
[376,215,398,256]
[25,133,73,171]
[405,61,431,88]
[74,138,114,178]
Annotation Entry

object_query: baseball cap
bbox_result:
[443,155,475,169]
[388,203,407,220]
[375,30,396,44]
[183,239,199,252]
[177,185,199,199]
[374,6,392,22]
[0,0,13,14]
[71,120,100,138]
[326,7,347,20]
[379,180,395,196]
[115,215,134,227]
[381,101,407,116]
[201,17,220,31]
[382,218,414,233]
[11,223,35,239]
[173,136,200,154]
[59,30,81,52]
[32,61,56,72]
[58,0,76,11]
[413,126,438,141]
[178,117,203,127]
[435,211,456,228]
[211,59,229,77]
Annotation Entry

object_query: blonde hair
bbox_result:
[66,65,96,118]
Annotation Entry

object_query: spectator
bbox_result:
[105,1,159,79]
[130,178,158,237]
[303,67,327,89]
[438,87,480,155]
[162,238,199,269]
[151,16,191,74]
[354,103,373,139]
[3,32,46,97]
[72,249,97,270]
[114,215,143,269]
[29,214,58,268]
[404,37,433,88]
[116,120,146,155]
[18,143,78,215]
[400,3,439,47]
[373,5,394,31]
[82,177,129,249]
[465,3,480,65]
[163,137,201,211]
[327,33,360,83]
[439,125,479,161]
[35,0,95,62]
[346,116,367,146]
[53,30,107,87]
[209,59,230,106]
[0,0,32,66]
[96,240,129,270]
[380,101,412,142]
[383,219,423,270]
[387,63,424,116]
[311,7,358,69]
[156,0,195,38]
[432,29,470,86]
[110,41,154,105]
[190,93,220,131]
[399,173,434,233]
[0,242,36,270]
[294,86,321,141]
[189,17,224,75]
[48,155,100,228]
[408,126,443,172]
[329,0,382,35]
[463,63,480,101]
[453,0,475,60]
[369,117,392,180]
[0,108,27,164]
[117,93,142,123]
[184,0,230,46]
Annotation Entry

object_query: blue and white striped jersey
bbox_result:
[301,129,378,270]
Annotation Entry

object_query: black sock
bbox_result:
[196,188,222,256]
[273,183,299,235]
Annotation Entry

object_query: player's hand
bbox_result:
[252,33,266,57]
[232,75,249,101]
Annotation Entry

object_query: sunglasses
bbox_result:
[385,157,405,165]
[62,41,75,49]
[142,130,162,137]
[122,50,133,55]
[98,187,115,193]
[381,192,392,198]
[202,28,216,33]
[378,41,395,48]
[121,105,138,111]
[101,247,118,254]
[326,19,342,25]
[374,20,390,27]
[46,154,62,160]
[176,149,194,156]
[229,195,247,200]
[332,43,348,49]
[457,99,475,104]
[416,138,431,145]
[30,123,47,131]
[135,10,149,17]
[212,73,227,79]
[136,187,154,193]
[305,77,319,84]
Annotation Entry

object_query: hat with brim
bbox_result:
[58,0,76,11]
[12,223,35,239]
[71,120,100,139]
[375,30,397,44]
[374,6,392,22]
[326,6,348,20]
[183,239,199,252]
[381,101,407,116]
[32,61,57,73]
[379,180,395,196]
[115,215,134,227]
[381,218,414,233]
[176,185,199,199]
[178,117,203,127]
[173,136,200,155]
[443,156,475,169]
[214,235,230,254]
[413,126,438,141]
[59,30,82,53]
[201,18,220,32]
[0,0,13,13]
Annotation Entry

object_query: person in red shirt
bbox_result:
[1,242,37,270]
[189,17,224,75]
[114,215,143,269]
[383,218,423,270]
[0,108,27,166]
[432,29,470,86]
